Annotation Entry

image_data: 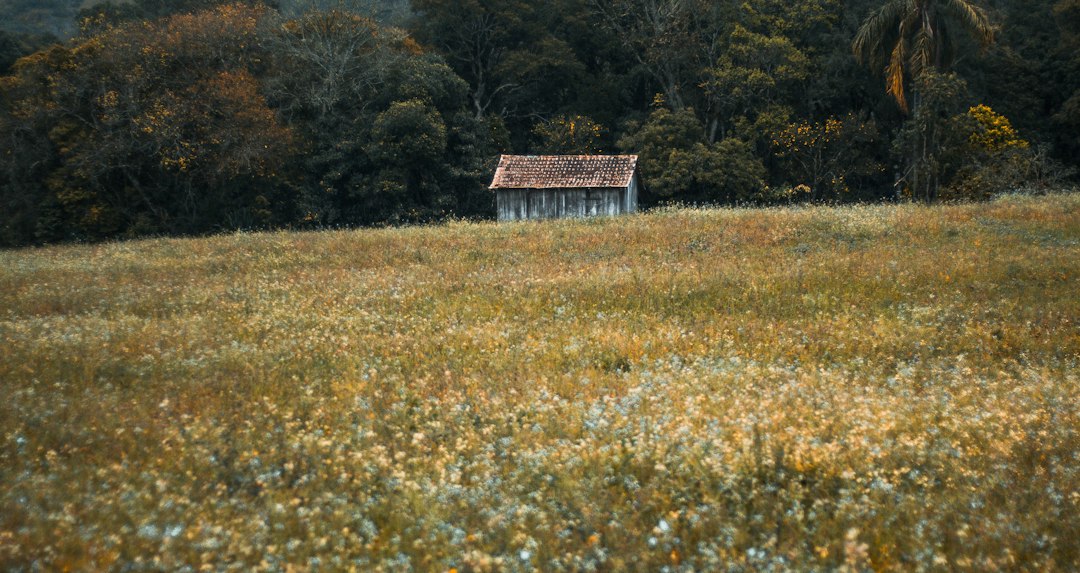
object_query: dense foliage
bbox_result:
[1,194,1078,569]
[0,0,1077,244]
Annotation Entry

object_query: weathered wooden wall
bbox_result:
[497,176,639,222]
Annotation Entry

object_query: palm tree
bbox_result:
[853,0,994,113]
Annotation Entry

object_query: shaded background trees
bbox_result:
[265,9,493,226]
[1,5,296,241]
[0,0,1077,246]
[1,2,495,243]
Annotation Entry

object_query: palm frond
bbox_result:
[940,0,994,47]
[887,38,909,113]
[910,27,934,78]
[853,0,910,65]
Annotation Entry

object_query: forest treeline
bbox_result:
[1,0,1078,245]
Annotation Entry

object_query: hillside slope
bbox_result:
[2,194,1078,570]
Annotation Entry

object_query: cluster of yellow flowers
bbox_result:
[966,104,1029,153]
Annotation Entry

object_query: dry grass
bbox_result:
[1,193,1078,571]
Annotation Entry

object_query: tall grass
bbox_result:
[1,194,1078,570]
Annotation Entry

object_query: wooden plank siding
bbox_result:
[496,178,639,222]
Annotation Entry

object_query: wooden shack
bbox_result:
[489,155,640,222]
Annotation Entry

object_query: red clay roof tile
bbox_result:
[489,155,638,190]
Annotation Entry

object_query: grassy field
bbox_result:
[1,193,1078,571]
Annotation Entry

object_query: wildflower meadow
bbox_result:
[1,194,1078,571]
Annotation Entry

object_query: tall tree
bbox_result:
[852,0,994,113]
[701,24,810,142]
[410,0,532,119]
[853,0,995,202]
[588,0,702,110]
[619,106,765,204]
[269,9,494,225]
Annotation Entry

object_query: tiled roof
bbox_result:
[489,155,638,190]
